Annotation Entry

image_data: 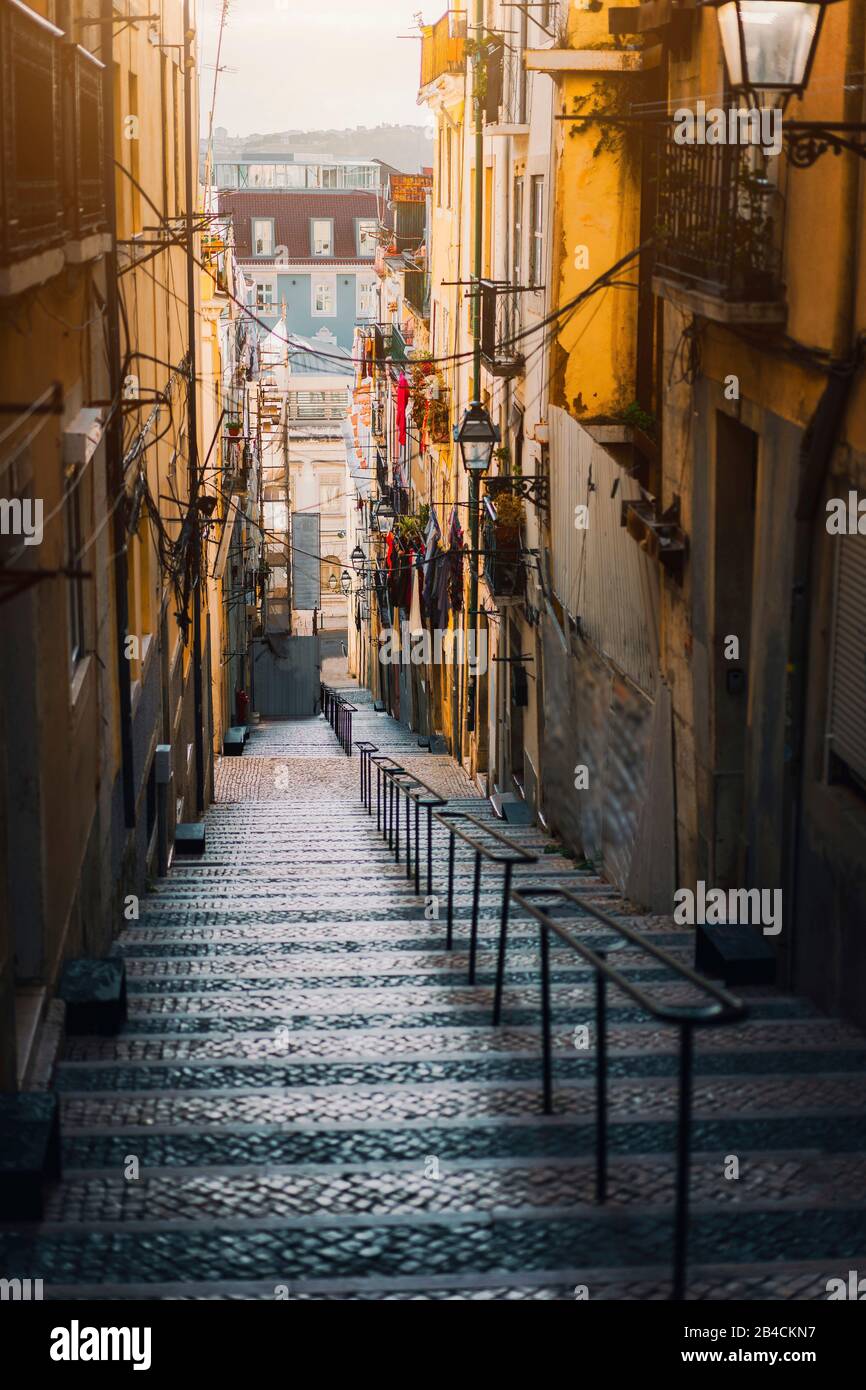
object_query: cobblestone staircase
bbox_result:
[3,692,866,1299]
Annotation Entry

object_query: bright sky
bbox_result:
[199,0,432,136]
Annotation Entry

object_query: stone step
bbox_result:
[3,1203,865,1287]
[38,1153,866,1225]
[53,1075,866,1131]
[54,1049,866,1088]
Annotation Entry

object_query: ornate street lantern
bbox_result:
[375,496,396,527]
[351,544,365,574]
[454,400,500,474]
[327,573,338,592]
[340,569,351,596]
[707,1,840,103]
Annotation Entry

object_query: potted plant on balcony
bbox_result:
[225,417,242,437]
[488,492,525,597]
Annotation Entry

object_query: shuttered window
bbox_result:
[828,531,866,785]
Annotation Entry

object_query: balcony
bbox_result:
[0,2,64,271]
[419,11,466,89]
[404,268,430,321]
[0,2,108,295]
[480,281,525,379]
[653,132,785,324]
[62,42,107,249]
[483,511,525,597]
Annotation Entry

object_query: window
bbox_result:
[252,218,274,256]
[446,126,453,208]
[512,175,523,285]
[357,220,377,257]
[530,175,544,287]
[321,554,343,597]
[437,122,444,207]
[255,281,275,310]
[65,467,86,669]
[264,499,289,534]
[312,218,333,256]
[319,476,344,512]
[321,167,338,188]
[287,390,346,421]
[312,277,336,316]
[357,279,377,320]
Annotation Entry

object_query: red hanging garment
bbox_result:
[396,371,410,448]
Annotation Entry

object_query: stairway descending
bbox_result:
[3,694,866,1299]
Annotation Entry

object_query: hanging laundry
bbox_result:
[433,549,451,629]
[396,371,410,448]
[414,558,428,636]
[448,507,464,614]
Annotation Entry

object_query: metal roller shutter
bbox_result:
[829,531,866,782]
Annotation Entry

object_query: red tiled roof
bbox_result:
[217,190,389,263]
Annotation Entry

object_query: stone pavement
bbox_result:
[2,690,866,1300]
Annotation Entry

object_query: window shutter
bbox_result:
[829,531,866,782]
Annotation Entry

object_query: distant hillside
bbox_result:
[205,125,431,174]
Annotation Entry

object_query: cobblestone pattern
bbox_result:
[42,1154,866,1224]
[3,1208,866,1284]
[3,707,866,1301]
[57,1073,866,1131]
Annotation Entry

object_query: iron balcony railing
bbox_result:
[0,2,109,269]
[389,322,409,363]
[403,268,430,321]
[480,280,525,379]
[1,0,65,263]
[654,131,783,304]
[483,512,526,599]
[62,41,106,241]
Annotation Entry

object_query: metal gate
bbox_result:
[251,635,322,717]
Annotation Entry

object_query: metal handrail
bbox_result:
[509,884,748,1301]
[372,757,447,889]
[431,808,537,982]
[320,682,357,756]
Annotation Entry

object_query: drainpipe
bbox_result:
[183,0,206,817]
[467,0,484,749]
[101,0,135,831]
[782,0,865,991]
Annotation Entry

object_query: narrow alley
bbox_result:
[3,0,866,1338]
[4,700,865,1301]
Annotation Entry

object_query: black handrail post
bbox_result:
[672,1024,695,1301]
[388,775,395,849]
[540,922,553,1116]
[446,829,456,950]
[468,850,482,985]
[426,804,433,896]
[395,779,401,863]
[376,763,382,833]
[414,799,421,894]
[492,860,514,1026]
[596,950,608,1204]
[405,788,412,879]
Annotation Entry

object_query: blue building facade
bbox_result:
[218,190,386,351]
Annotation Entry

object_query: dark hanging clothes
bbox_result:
[432,550,451,629]
[448,508,464,614]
